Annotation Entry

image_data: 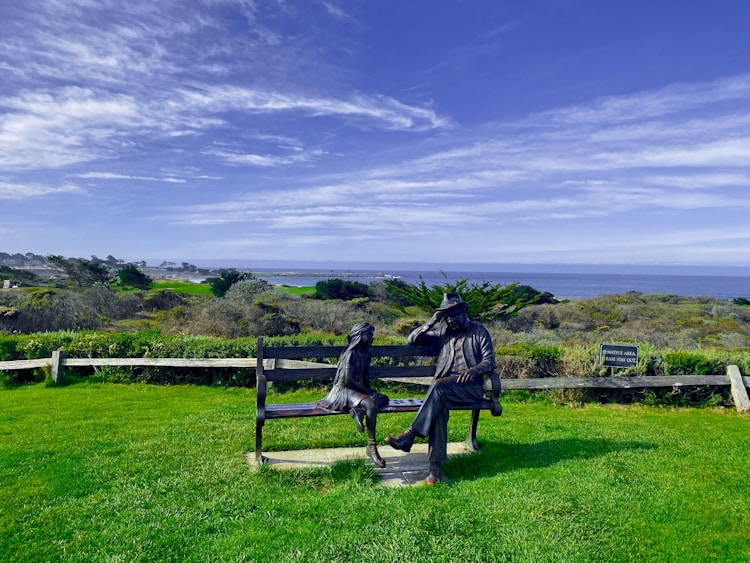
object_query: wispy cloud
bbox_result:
[167,73,750,247]
[0,180,83,200]
[525,73,750,126]
[206,149,325,168]
[73,172,185,183]
[0,0,445,174]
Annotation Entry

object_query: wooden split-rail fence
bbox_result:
[1,351,749,413]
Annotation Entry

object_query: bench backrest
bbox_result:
[256,337,439,383]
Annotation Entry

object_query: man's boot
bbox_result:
[425,462,446,485]
[385,427,415,452]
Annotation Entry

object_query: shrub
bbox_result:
[206,269,255,297]
[117,264,152,289]
[496,344,562,378]
[143,290,186,311]
[313,279,369,300]
[663,351,725,375]
[224,279,272,302]
[179,295,300,338]
[385,277,542,321]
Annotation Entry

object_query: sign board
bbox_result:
[599,344,639,368]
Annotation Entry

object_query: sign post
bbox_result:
[599,344,639,370]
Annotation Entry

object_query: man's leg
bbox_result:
[387,376,484,454]
[426,403,449,463]
[425,377,485,484]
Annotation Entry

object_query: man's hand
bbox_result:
[456,368,477,384]
[428,312,443,326]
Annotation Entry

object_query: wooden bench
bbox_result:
[255,336,502,464]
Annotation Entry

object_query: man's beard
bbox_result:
[446,320,467,334]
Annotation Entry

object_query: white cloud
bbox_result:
[206,148,325,167]
[320,1,352,21]
[180,86,446,131]
[643,173,750,189]
[527,73,750,126]
[162,72,750,244]
[73,172,186,183]
[0,180,83,200]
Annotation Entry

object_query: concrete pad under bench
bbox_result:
[246,442,472,487]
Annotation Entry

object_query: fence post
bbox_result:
[727,365,750,413]
[50,350,66,384]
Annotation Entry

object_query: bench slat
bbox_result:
[262,344,438,360]
[265,398,496,419]
[264,364,437,382]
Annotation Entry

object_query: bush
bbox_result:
[178,293,299,338]
[313,279,370,300]
[0,287,143,333]
[143,290,186,311]
[496,344,562,378]
[206,269,255,297]
[117,264,152,289]
[385,277,542,321]
[224,279,273,303]
[663,351,725,375]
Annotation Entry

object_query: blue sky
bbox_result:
[3,0,750,268]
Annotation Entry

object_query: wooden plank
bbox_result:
[264,368,336,382]
[727,365,750,413]
[0,358,51,370]
[264,364,437,382]
[272,359,332,369]
[502,375,729,390]
[50,350,65,383]
[370,345,438,358]
[265,397,494,419]
[62,358,256,368]
[262,344,437,360]
[263,346,343,359]
[369,366,436,379]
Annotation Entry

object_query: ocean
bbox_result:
[251,269,750,300]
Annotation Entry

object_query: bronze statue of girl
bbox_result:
[317,322,389,468]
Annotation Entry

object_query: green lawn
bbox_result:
[1,383,748,562]
[274,284,316,296]
[150,280,213,295]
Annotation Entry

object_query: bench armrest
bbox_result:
[256,337,267,423]
[483,371,502,416]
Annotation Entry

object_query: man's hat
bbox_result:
[436,292,466,311]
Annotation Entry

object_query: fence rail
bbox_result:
[2,353,748,412]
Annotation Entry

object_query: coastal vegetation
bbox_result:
[3,252,750,405]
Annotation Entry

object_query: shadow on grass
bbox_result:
[446,438,656,481]
[253,456,379,491]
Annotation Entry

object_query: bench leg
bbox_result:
[255,420,268,465]
[465,409,481,453]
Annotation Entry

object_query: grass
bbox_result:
[145,281,313,297]
[274,284,316,296]
[1,383,749,562]
[150,280,213,295]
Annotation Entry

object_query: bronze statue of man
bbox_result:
[386,293,497,484]
[317,322,389,468]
